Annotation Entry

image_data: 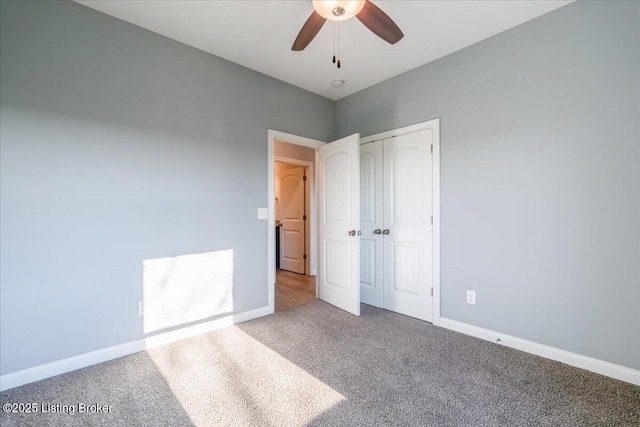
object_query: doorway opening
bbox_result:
[268,131,325,313]
[275,159,315,312]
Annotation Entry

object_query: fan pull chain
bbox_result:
[331,20,342,69]
[337,19,341,69]
[332,20,336,64]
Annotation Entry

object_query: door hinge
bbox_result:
[303,175,307,181]
[430,144,433,154]
[303,254,307,260]
[430,287,433,297]
[303,214,307,220]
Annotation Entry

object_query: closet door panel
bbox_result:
[359,140,384,308]
[383,129,433,321]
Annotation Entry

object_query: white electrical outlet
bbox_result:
[138,301,145,317]
[466,290,476,305]
[257,208,268,219]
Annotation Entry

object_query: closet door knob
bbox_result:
[374,229,382,234]
[383,229,390,235]
[348,230,357,236]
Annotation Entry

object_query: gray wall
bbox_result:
[0,0,334,375]
[336,0,640,370]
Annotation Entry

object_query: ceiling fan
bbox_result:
[292,0,404,52]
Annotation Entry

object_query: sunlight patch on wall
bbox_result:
[147,326,345,426]
[143,250,233,333]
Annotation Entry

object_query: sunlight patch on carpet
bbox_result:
[147,325,345,426]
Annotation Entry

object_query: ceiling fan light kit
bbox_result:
[292,0,404,53]
[312,0,365,21]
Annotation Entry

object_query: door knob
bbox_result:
[348,230,356,236]
[383,229,390,235]
[374,229,382,234]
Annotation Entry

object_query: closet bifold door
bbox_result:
[382,129,433,321]
[359,140,384,308]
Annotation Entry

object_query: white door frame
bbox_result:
[275,157,314,275]
[359,118,441,325]
[268,130,325,313]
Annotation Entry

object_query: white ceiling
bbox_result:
[75,1,573,100]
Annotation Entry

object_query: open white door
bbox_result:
[318,133,360,316]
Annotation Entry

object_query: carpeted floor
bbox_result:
[1,301,639,426]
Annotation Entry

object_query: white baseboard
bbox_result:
[0,305,273,392]
[438,317,640,386]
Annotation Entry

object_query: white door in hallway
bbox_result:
[383,129,434,321]
[318,133,361,316]
[279,165,306,274]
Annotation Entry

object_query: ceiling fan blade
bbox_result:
[292,11,327,51]
[356,0,404,45]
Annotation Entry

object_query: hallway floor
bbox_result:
[275,269,316,312]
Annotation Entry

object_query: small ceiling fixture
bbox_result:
[292,1,404,69]
[332,80,345,88]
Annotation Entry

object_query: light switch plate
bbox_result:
[257,208,268,219]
